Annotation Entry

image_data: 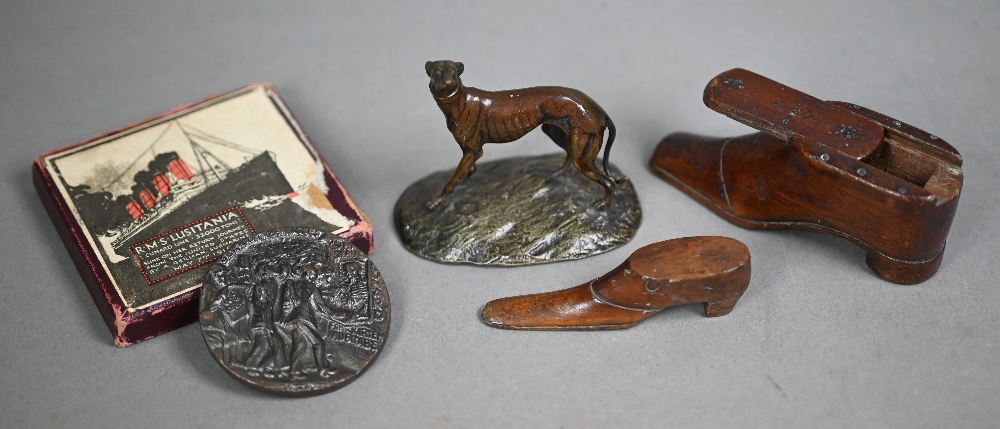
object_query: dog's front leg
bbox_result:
[427,149,478,210]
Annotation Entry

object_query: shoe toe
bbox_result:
[650,132,732,209]
[480,284,653,330]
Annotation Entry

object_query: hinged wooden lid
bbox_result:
[704,68,883,161]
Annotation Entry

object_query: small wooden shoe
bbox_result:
[650,69,963,284]
[480,236,751,330]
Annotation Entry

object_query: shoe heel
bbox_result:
[704,295,741,317]
[865,248,944,285]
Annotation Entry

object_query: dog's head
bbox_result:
[425,60,464,99]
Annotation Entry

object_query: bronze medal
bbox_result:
[199,228,389,396]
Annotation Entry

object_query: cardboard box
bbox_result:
[33,84,372,346]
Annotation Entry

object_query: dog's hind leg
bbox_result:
[575,160,616,210]
[571,132,616,210]
[542,123,573,176]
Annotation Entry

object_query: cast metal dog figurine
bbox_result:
[425,60,625,210]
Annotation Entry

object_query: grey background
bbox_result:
[2,1,998,427]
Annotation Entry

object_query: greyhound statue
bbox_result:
[425,60,625,210]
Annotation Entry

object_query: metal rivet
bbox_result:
[929,134,939,140]
[892,120,902,127]
[819,153,831,162]
[834,124,858,139]
[897,187,907,194]
[856,167,867,177]
[722,77,745,90]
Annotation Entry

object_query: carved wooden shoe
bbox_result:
[480,236,751,330]
[650,69,963,284]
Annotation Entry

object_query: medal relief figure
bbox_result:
[201,233,382,384]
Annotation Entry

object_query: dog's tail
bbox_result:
[602,117,628,184]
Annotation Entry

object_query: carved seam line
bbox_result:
[719,138,735,214]
[648,162,943,265]
[590,281,657,312]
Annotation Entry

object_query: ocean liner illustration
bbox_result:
[109,122,265,248]
[64,121,299,255]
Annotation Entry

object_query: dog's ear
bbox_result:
[425,61,433,77]
[456,62,464,76]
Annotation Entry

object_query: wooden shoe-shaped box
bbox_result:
[480,236,751,330]
[650,69,962,284]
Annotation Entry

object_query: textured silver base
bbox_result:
[394,153,642,266]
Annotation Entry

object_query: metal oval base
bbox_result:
[394,153,641,266]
